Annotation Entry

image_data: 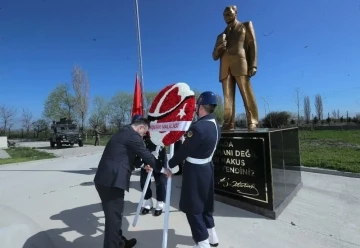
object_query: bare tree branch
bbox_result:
[293,88,302,126]
[0,105,17,135]
[72,65,90,130]
[21,108,33,135]
[331,110,337,119]
[314,94,324,120]
[303,95,311,124]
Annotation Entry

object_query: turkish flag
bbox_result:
[132,73,143,117]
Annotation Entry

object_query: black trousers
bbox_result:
[140,168,166,201]
[95,184,125,248]
[186,212,215,243]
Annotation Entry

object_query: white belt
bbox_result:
[185,118,218,165]
[186,156,213,164]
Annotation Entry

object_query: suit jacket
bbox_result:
[212,21,258,81]
[134,136,167,172]
[94,125,157,191]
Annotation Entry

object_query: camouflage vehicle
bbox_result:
[49,118,83,148]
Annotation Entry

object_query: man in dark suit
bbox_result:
[94,117,172,248]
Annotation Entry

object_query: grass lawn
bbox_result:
[299,130,360,173]
[84,130,360,173]
[0,147,56,165]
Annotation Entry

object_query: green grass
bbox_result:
[83,130,360,173]
[300,130,360,173]
[0,147,56,165]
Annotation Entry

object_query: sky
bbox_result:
[0,0,360,123]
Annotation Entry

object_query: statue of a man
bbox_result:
[212,5,259,131]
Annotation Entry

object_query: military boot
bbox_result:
[207,227,219,247]
[193,239,210,248]
[120,236,137,248]
[154,201,164,216]
[141,198,153,215]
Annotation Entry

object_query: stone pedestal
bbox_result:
[0,136,8,149]
[213,127,302,219]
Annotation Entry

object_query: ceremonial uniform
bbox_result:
[168,91,221,248]
[135,135,167,216]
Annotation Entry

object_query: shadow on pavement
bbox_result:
[1,166,268,219]
[22,201,193,248]
[129,173,268,219]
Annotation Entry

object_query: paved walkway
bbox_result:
[0,153,359,248]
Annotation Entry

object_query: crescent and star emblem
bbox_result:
[177,103,187,119]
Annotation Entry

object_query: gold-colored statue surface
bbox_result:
[212,5,259,131]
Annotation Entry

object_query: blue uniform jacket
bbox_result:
[168,113,221,214]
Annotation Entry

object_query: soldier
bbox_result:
[132,115,167,217]
[168,91,221,248]
[94,125,101,146]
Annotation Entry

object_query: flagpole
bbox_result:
[134,0,147,115]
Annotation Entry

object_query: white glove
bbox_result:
[180,136,185,142]
[160,165,179,174]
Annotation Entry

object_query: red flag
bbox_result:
[132,73,143,117]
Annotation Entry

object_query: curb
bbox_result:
[301,166,360,179]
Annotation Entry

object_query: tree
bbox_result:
[312,116,318,125]
[331,110,337,119]
[0,105,17,135]
[314,94,323,120]
[213,94,224,125]
[32,119,49,138]
[107,92,133,129]
[43,83,76,121]
[262,111,291,128]
[143,91,158,116]
[294,88,302,125]
[21,109,33,136]
[326,116,331,125]
[88,96,110,129]
[72,65,90,130]
[235,113,247,127]
[303,95,311,124]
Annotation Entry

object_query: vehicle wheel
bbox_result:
[78,140,84,147]
[56,142,62,149]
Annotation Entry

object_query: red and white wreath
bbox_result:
[148,82,196,147]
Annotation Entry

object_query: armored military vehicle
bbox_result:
[49,118,83,148]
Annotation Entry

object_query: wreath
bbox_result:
[148,83,196,146]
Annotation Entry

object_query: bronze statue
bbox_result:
[212,5,259,131]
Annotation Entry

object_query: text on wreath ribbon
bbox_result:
[149,121,192,132]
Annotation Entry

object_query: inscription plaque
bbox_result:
[213,137,268,203]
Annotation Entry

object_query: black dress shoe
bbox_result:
[141,207,151,215]
[121,237,137,248]
[153,209,162,216]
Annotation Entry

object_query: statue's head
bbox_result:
[223,5,237,24]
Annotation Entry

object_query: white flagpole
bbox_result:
[162,144,174,248]
[134,0,147,114]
